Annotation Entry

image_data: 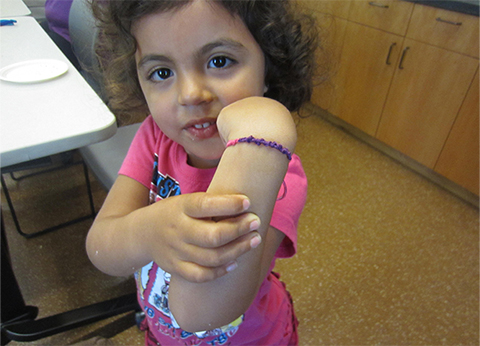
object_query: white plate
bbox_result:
[0,59,68,83]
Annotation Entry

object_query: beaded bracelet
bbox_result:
[225,135,292,161]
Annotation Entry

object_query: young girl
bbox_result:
[86,0,317,345]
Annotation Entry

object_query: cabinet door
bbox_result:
[376,39,478,168]
[331,22,402,135]
[311,16,348,111]
[348,0,414,35]
[435,68,479,195]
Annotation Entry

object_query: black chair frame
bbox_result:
[1,151,96,239]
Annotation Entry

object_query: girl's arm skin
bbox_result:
[169,97,297,332]
[86,181,259,281]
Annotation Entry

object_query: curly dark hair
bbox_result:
[92,0,319,123]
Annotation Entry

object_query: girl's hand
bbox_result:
[86,176,261,284]
[144,192,262,283]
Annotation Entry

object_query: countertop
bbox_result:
[405,0,479,16]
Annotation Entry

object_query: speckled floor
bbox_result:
[1,105,478,345]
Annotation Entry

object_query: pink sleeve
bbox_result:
[270,155,307,258]
[118,116,158,189]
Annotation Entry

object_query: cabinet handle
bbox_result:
[368,1,389,8]
[386,43,396,65]
[398,47,409,70]
[436,17,462,26]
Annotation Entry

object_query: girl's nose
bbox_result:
[177,73,214,106]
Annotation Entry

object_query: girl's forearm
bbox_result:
[86,207,153,277]
[86,178,153,277]
[170,152,289,332]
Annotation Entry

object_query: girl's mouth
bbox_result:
[186,120,218,140]
[193,122,214,129]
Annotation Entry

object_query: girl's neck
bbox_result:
[187,154,220,169]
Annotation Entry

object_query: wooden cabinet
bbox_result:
[376,39,478,168]
[376,4,479,171]
[435,69,479,195]
[308,0,479,195]
[330,22,403,135]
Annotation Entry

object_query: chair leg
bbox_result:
[82,160,96,218]
[1,157,97,239]
[0,175,24,237]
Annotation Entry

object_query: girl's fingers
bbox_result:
[157,193,262,283]
[185,212,261,248]
[184,231,262,268]
[175,260,240,283]
[183,193,250,219]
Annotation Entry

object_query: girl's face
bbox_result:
[133,0,267,169]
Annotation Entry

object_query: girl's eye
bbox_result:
[208,56,234,69]
[150,68,173,81]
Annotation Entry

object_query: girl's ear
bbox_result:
[263,84,269,94]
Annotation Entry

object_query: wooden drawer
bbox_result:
[348,0,414,35]
[296,0,352,19]
[407,4,479,58]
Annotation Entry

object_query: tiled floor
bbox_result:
[1,106,478,345]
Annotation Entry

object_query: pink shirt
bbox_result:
[119,116,307,345]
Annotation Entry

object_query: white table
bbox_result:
[0,0,31,18]
[0,16,134,343]
[0,16,116,168]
